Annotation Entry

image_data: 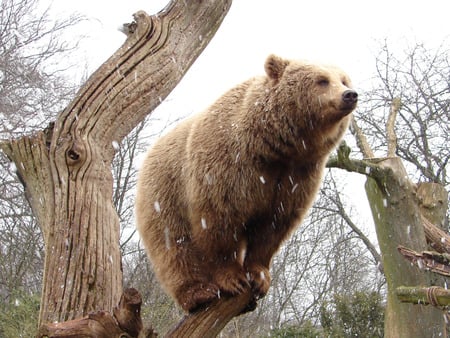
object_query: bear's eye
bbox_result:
[317,78,329,87]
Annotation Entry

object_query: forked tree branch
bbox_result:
[52,0,233,155]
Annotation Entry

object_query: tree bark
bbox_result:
[0,0,232,328]
[417,182,448,231]
[364,158,444,337]
[386,98,401,157]
[330,116,449,337]
[422,214,450,253]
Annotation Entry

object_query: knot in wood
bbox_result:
[67,149,79,161]
[66,140,86,167]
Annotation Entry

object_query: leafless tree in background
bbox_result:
[0,0,82,300]
[357,40,449,190]
[329,39,449,337]
[0,0,84,137]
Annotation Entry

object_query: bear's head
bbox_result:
[264,54,358,157]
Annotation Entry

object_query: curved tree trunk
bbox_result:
[1,0,232,328]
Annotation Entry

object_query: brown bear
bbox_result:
[135,54,358,312]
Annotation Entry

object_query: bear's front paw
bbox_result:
[214,263,250,295]
[176,282,220,313]
[246,264,271,298]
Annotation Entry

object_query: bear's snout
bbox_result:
[341,89,358,113]
[342,89,358,105]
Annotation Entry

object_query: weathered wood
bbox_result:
[166,291,254,338]
[386,98,401,157]
[422,214,450,253]
[1,0,233,332]
[38,288,256,337]
[327,150,448,337]
[398,245,450,277]
[350,116,374,158]
[364,157,444,338]
[113,288,144,337]
[38,288,157,338]
[417,182,448,231]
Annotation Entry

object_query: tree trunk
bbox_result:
[0,0,232,327]
[364,157,444,337]
[417,182,448,231]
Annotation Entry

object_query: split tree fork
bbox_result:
[0,1,252,336]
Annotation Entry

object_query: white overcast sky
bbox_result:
[49,0,450,117]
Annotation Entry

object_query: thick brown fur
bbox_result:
[135,54,358,312]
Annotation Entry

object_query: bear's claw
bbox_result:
[214,264,250,295]
[177,282,220,313]
[246,264,271,298]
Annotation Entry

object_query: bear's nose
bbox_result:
[342,90,358,104]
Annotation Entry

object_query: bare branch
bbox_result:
[397,285,450,307]
[363,40,449,186]
[398,245,450,277]
[330,181,382,268]
[349,116,375,158]
[327,149,386,179]
[386,97,401,157]
[166,291,254,337]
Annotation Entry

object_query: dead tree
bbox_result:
[0,1,264,336]
[328,99,448,337]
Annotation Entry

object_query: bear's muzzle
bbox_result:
[341,89,358,113]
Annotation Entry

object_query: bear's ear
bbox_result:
[265,54,289,81]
